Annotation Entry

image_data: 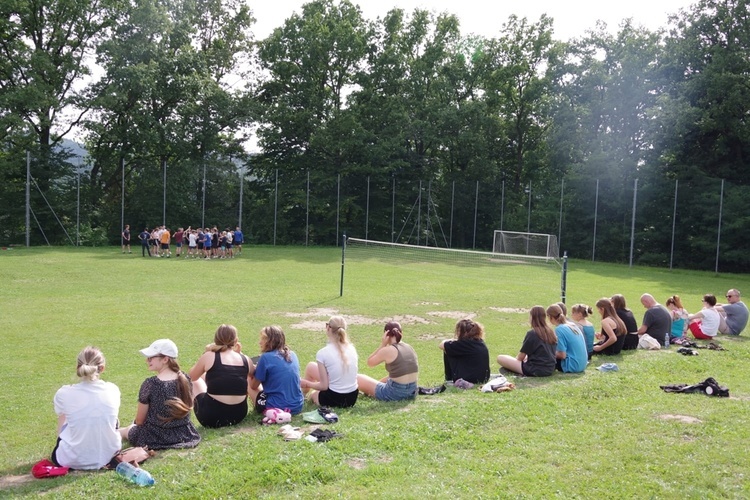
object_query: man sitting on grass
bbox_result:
[716,289,749,336]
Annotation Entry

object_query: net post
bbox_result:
[560,251,568,304]
[340,233,347,297]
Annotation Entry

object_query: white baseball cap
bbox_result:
[139,339,178,358]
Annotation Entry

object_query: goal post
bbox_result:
[492,231,560,262]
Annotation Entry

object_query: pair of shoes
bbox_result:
[318,406,338,423]
[308,428,343,442]
[454,378,474,390]
[677,347,699,356]
[418,384,447,395]
[277,424,303,441]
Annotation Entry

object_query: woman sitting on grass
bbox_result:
[593,298,627,355]
[611,294,639,350]
[357,321,419,401]
[188,324,254,428]
[300,315,359,408]
[688,294,720,340]
[440,318,490,384]
[248,326,304,415]
[497,306,557,377]
[547,304,588,373]
[666,295,689,340]
[119,339,201,450]
[51,346,121,469]
[571,304,596,360]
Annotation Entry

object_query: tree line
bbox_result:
[1,0,748,271]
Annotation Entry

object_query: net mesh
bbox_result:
[492,231,559,261]
[343,237,565,301]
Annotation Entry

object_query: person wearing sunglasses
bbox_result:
[716,289,748,336]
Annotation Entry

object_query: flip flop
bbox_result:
[277,425,304,441]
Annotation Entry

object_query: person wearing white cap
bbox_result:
[118,339,200,449]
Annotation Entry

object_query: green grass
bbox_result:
[1,246,749,498]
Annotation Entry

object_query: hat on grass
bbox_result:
[140,339,178,358]
[31,459,69,479]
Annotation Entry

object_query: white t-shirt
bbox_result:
[316,342,358,393]
[53,380,122,469]
[188,233,197,247]
[700,308,720,336]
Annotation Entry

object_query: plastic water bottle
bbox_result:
[664,335,670,349]
[115,461,155,486]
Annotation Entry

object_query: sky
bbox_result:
[250,0,696,41]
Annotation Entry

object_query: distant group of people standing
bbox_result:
[497,289,748,377]
[126,225,244,259]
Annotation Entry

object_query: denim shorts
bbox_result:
[375,379,417,402]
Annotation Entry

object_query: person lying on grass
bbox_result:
[301,315,360,408]
[357,321,419,401]
[248,326,304,415]
[51,346,122,469]
[439,318,490,384]
[189,324,254,428]
[119,339,201,450]
[497,306,557,377]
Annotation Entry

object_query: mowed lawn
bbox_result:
[1,246,749,499]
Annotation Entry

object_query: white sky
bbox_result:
[250,0,696,41]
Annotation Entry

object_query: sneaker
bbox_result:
[454,378,474,390]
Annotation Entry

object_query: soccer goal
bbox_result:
[492,231,560,262]
[341,237,567,302]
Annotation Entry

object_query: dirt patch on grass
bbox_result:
[416,302,441,306]
[658,414,703,424]
[427,311,475,320]
[416,333,451,341]
[346,458,367,470]
[489,307,528,314]
[289,311,432,331]
[0,474,34,489]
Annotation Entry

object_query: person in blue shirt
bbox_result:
[248,325,304,415]
[233,226,244,254]
[138,228,151,257]
[547,304,587,373]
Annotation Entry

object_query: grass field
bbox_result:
[1,246,749,498]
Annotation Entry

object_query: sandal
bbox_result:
[277,424,304,441]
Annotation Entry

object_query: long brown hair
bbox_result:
[530,306,557,345]
[160,357,193,422]
[455,319,485,341]
[260,325,292,362]
[546,304,566,326]
[384,321,403,343]
[206,324,238,352]
[596,298,627,336]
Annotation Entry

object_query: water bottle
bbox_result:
[115,461,155,486]
[664,335,670,349]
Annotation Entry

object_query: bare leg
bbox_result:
[356,374,380,397]
[497,355,523,375]
[119,424,134,441]
[192,375,207,397]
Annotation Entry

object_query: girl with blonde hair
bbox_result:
[248,326,304,415]
[119,339,200,449]
[497,306,557,376]
[301,316,360,407]
[51,346,121,469]
[189,324,254,428]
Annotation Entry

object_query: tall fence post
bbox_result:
[417,180,422,245]
[473,180,479,249]
[201,160,206,228]
[365,176,370,241]
[558,179,564,252]
[715,179,724,273]
[391,175,395,243]
[629,178,638,268]
[449,181,455,248]
[162,158,167,226]
[273,169,278,246]
[305,170,310,247]
[121,157,126,236]
[592,179,599,262]
[670,179,678,270]
[336,173,340,246]
[26,150,30,247]
[238,163,244,230]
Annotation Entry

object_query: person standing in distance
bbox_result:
[233,226,244,254]
[139,228,151,257]
[121,225,131,253]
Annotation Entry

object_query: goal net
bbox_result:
[492,231,559,262]
[342,237,566,303]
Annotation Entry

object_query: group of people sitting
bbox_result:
[133,225,244,259]
[498,288,747,377]
[50,289,746,470]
